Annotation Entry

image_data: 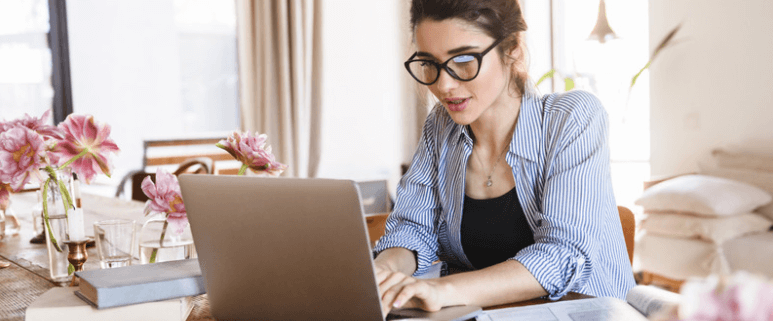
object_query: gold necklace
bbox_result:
[472,143,510,188]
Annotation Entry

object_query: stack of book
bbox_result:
[26,259,206,321]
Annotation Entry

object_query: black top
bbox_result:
[461,187,534,270]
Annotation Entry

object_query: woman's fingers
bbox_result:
[380,275,416,310]
[375,266,392,284]
[390,283,418,309]
[391,281,444,312]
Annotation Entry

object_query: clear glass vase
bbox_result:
[138,212,196,264]
[0,209,6,241]
[43,167,73,282]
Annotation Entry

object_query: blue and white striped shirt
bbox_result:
[374,90,635,300]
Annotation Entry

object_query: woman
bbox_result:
[373,0,636,315]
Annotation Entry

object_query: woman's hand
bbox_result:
[375,265,449,318]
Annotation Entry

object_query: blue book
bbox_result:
[74,259,205,309]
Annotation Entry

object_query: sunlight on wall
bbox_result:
[316,0,404,189]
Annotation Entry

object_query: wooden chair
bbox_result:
[117,157,214,202]
[365,205,638,261]
[142,136,239,175]
[355,180,392,247]
[618,205,635,265]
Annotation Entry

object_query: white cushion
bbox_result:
[700,167,773,221]
[641,212,773,244]
[635,174,772,216]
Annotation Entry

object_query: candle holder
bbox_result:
[63,238,90,286]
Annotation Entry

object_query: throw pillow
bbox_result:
[635,174,772,216]
[699,167,773,221]
[641,212,773,244]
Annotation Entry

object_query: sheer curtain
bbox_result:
[236,0,322,178]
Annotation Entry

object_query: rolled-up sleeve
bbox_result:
[512,92,612,300]
[373,112,442,276]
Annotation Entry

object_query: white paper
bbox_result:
[481,297,648,321]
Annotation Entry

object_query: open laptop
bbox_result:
[179,175,481,320]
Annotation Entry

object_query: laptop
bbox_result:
[179,175,481,320]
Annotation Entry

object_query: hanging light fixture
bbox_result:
[587,0,618,43]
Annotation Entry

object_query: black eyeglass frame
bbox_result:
[404,38,504,86]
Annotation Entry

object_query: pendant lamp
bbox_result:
[587,0,618,43]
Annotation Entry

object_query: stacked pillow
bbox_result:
[701,150,773,221]
[635,174,773,244]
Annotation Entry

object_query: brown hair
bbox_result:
[410,0,528,95]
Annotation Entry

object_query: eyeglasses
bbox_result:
[404,38,503,86]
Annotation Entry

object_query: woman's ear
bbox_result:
[506,44,522,63]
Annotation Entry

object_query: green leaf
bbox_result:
[535,69,556,87]
[631,60,652,88]
[564,77,575,91]
[68,263,75,275]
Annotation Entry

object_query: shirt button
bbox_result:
[536,219,542,227]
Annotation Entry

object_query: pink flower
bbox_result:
[141,169,187,234]
[0,127,46,191]
[216,131,287,175]
[0,182,11,211]
[1,110,63,140]
[50,114,120,184]
[678,272,773,321]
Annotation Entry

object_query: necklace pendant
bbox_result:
[486,178,493,187]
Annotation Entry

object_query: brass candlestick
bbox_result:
[63,239,89,286]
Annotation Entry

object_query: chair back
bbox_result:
[142,135,240,175]
[618,205,636,265]
[121,157,215,202]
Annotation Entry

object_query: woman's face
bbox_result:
[414,18,512,125]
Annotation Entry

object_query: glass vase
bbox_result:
[0,209,5,241]
[43,167,73,282]
[138,212,196,264]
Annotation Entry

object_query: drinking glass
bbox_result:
[93,219,136,269]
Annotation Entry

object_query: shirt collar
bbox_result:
[511,89,541,162]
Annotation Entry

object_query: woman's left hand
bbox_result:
[376,269,449,315]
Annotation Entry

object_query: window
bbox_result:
[65,0,240,194]
[524,0,651,208]
[0,0,53,120]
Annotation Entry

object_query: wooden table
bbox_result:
[0,192,589,321]
[0,192,213,321]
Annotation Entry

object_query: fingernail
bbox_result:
[393,301,401,308]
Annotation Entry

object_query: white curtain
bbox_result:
[236,0,322,178]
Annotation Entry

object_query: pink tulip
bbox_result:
[0,183,11,211]
[141,169,187,234]
[216,131,287,175]
[0,127,46,191]
[1,110,63,140]
[50,114,120,184]
[678,272,773,321]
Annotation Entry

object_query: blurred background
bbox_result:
[2,0,772,210]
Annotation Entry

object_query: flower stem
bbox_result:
[44,166,74,218]
[149,215,170,264]
[58,149,89,169]
[41,179,63,252]
[237,164,248,176]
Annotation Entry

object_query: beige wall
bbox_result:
[648,0,773,176]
